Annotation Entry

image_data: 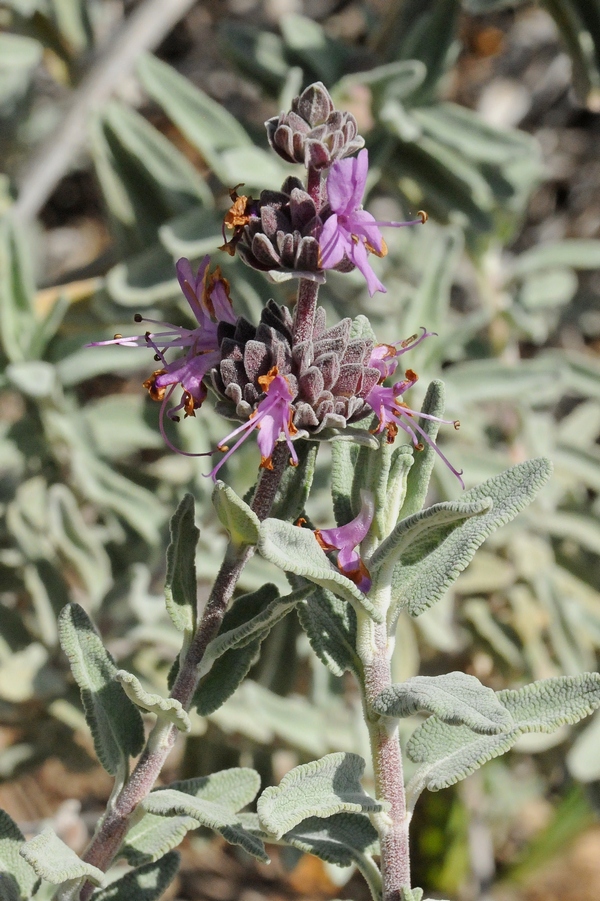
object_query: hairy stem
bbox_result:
[78,445,289,898]
[293,278,319,343]
[359,618,410,901]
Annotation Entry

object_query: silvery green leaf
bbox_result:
[297,586,360,677]
[20,828,103,886]
[407,673,600,792]
[258,519,382,622]
[219,21,290,91]
[335,59,427,102]
[349,314,377,344]
[379,458,553,619]
[280,14,349,85]
[268,439,317,523]
[136,53,252,183]
[567,710,600,782]
[58,604,145,775]
[91,852,179,900]
[385,449,414,531]
[401,889,424,901]
[0,32,42,108]
[373,672,513,734]
[0,810,37,901]
[5,361,56,398]
[213,482,260,546]
[164,767,261,811]
[143,781,266,862]
[195,583,287,715]
[120,813,198,867]
[257,752,383,839]
[283,812,379,876]
[200,584,308,671]
[510,239,600,278]
[400,380,445,519]
[159,206,229,259]
[164,494,198,634]
[115,671,190,733]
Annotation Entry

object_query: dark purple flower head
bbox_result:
[315,490,375,593]
[319,149,427,296]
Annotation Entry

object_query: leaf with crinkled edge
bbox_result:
[268,439,317,523]
[257,752,383,839]
[350,314,377,344]
[115,671,190,733]
[385,458,553,619]
[407,673,600,792]
[122,769,260,866]
[20,828,103,886]
[400,380,446,519]
[258,520,382,622]
[373,672,513,734]
[296,585,360,677]
[164,494,198,634]
[370,497,492,583]
[91,851,179,900]
[143,790,267,861]
[401,889,424,901]
[58,604,144,775]
[121,813,199,866]
[200,584,308,673]
[213,481,260,546]
[0,810,37,901]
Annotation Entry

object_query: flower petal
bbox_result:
[326,148,369,215]
[319,214,349,269]
[348,239,386,296]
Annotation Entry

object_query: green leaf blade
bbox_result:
[164,494,199,634]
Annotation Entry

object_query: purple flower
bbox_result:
[319,149,427,296]
[366,378,464,487]
[315,490,375,593]
[210,367,299,480]
[90,256,236,421]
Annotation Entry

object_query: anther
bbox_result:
[453,420,460,430]
[154,354,161,361]
[113,333,123,340]
[134,313,143,323]
[418,210,428,224]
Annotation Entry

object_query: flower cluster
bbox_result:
[92,80,462,496]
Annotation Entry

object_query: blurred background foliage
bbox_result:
[2,1,600,899]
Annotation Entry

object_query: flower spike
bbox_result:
[315,490,375,593]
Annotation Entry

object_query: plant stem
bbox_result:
[360,617,410,901]
[78,443,289,899]
[293,165,323,344]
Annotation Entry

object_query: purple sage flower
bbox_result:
[319,149,427,296]
[315,490,375,593]
[90,256,236,423]
[366,376,464,487]
[369,328,437,382]
[210,367,299,480]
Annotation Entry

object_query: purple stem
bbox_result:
[78,441,291,899]
[292,166,323,345]
[362,622,410,901]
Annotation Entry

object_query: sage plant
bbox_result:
[4,82,600,901]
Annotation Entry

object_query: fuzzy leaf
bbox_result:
[121,814,199,867]
[0,810,37,901]
[400,380,446,519]
[331,440,358,526]
[164,494,198,634]
[0,216,35,363]
[213,482,260,546]
[194,583,291,716]
[297,585,360,677]
[284,812,379,867]
[122,769,260,866]
[258,519,382,622]
[379,459,552,618]
[407,673,600,792]
[257,752,383,839]
[143,776,267,862]
[91,852,180,900]
[58,604,145,775]
[200,584,307,671]
[20,828,103,886]
[373,672,513,734]
[115,671,191,733]
[268,439,318,523]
